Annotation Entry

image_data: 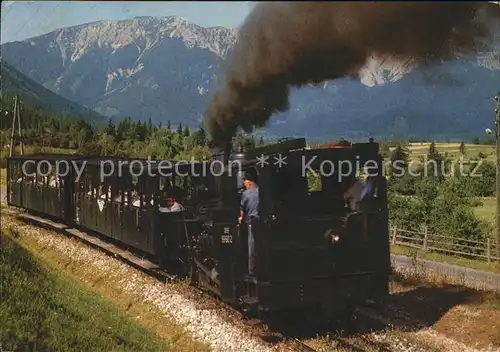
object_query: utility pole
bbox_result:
[9,95,24,157]
[495,92,500,257]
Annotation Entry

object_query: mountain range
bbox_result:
[1,14,499,141]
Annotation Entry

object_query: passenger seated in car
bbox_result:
[132,190,141,207]
[114,190,123,203]
[157,191,184,211]
[49,176,58,187]
[159,197,184,212]
[131,191,154,208]
[157,192,169,212]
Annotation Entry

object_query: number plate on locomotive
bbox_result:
[221,235,233,243]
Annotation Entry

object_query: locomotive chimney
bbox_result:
[209,141,232,165]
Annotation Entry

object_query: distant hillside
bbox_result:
[1,59,105,121]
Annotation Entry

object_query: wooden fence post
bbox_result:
[391,227,397,245]
[487,238,491,264]
[423,226,428,250]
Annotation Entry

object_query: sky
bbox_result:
[1,1,253,44]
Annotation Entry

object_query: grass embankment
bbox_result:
[0,234,171,351]
[391,245,500,274]
[1,215,209,352]
[0,222,207,352]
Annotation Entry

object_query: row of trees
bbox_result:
[388,142,495,197]
[0,94,263,159]
[377,139,495,159]
[85,117,265,160]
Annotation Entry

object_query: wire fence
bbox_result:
[390,226,499,263]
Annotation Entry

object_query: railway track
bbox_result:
[283,335,392,352]
[2,206,399,352]
[289,339,317,351]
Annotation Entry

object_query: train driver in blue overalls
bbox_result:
[238,171,259,277]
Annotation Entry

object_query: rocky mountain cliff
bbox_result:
[1,15,499,140]
[1,16,236,124]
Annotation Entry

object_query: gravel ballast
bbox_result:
[10,221,272,352]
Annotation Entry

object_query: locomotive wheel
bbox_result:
[329,301,357,332]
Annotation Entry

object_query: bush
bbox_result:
[389,174,417,195]
[389,173,488,256]
[448,205,487,256]
[445,176,474,198]
[415,177,439,203]
[470,161,496,197]
[388,193,426,231]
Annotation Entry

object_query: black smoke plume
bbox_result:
[204,2,499,147]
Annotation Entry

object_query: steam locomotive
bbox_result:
[6,138,390,319]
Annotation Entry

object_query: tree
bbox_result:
[388,144,415,195]
[424,142,446,182]
[105,118,116,137]
[234,133,255,152]
[183,125,190,137]
[191,125,207,147]
[389,173,417,195]
[459,141,466,156]
[134,121,147,141]
[176,123,183,135]
[388,192,426,230]
[427,142,439,160]
[469,161,496,197]
[430,200,487,254]
[97,132,116,156]
[389,145,409,177]
[147,117,153,137]
[446,175,474,198]
[415,177,439,220]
